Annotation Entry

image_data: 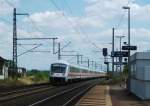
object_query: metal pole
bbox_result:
[13,8,17,78]
[95,62,97,70]
[12,8,28,78]
[123,6,131,90]
[107,63,109,73]
[115,35,125,72]
[88,59,90,68]
[58,43,61,60]
[91,61,94,69]
[128,7,131,91]
[53,38,55,54]
[120,37,122,72]
[100,64,102,71]
[112,28,115,76]
[81,55,83,64]
[77,54,79,64]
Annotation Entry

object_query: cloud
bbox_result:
[0,0,19,15]
[130,3,150,21]
[85,0,129,20]
[24,10,104,31]
[85,0,150,22]
[1,0,150,69]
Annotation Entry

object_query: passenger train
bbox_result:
[50,60,106,84]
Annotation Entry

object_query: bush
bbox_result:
[26,70,49,83]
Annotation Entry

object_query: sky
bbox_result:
[0,0,150,70]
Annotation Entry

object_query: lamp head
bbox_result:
[122,6,130,9]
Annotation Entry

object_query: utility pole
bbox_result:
[12,8,28,78]
[80,55,83,64]
[58,43,61,60]
[123,6,131,91]
[88,59,90,68]
[116,35,125,72]
[112,28,115,76]
[13,8,17,77]
[100,64,102,71]
[107,62,109,74]
[77,54,80,64]
[91,60,94,69]
[95,62,97,70]
[52,38,57,54]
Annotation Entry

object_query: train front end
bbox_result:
[50,63,68,84]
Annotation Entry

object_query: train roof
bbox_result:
[52,60,105,73]
[52,60,70,65]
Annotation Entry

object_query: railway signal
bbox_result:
[102,48,108,56]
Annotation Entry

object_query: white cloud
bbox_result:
[1,0,150,69]
[25,10,103,31]
[85,0,150,22]
[0,0,19,15]
[18,29,43,38]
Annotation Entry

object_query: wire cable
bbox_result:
[51,0,101,50]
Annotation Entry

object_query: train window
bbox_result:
[70,66,81,72]
[51,64,66,73]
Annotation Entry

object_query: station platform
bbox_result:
[76,84,150,106]
[75,85,112,106]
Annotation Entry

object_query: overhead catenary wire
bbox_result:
[50,0,101,50]
[0,17,12,25]
[114,0,130,29]
[63,0,101,50]
[27,16,51,36]
[49,0,101,65]
[4,0,15,8]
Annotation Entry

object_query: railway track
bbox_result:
[0,79,101,106]
[0,84,51,97]
[0,83,50,93]
[29,79,100,106]
[0,85,54,102]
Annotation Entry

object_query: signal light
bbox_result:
[103,48,108,56]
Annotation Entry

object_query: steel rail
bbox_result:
[0,86,55,102]
[62,82,96,106]
[0,84,51,96]
[29,81,93,106]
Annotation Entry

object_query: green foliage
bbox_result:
[100,68,128,85]
[26,70,49,83]
[123,65,129,76]
[0,78,26,87]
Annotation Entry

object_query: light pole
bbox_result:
[123,6,130,90]
[116,35,125,72]
[112,28,115,76]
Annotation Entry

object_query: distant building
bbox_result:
[17,67,26,76]
[130,52,150,100]
[0,56,8,79]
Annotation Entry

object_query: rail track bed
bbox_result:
[0,83,50,93]
[0,79,101,106]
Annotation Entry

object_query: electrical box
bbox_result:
[130,52,150,100]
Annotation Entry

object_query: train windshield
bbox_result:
[51,63,67,73]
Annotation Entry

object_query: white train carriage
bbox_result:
[50,60,105,84]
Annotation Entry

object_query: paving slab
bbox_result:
[110,85,150,106]
[76,85,112,106]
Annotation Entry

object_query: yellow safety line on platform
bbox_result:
[76,85,112,106]
[106,86,112,106]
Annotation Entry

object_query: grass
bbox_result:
[99,72,128,85]
[26,70,49,84]
[0,70,50,87]
[0,78,26,87]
